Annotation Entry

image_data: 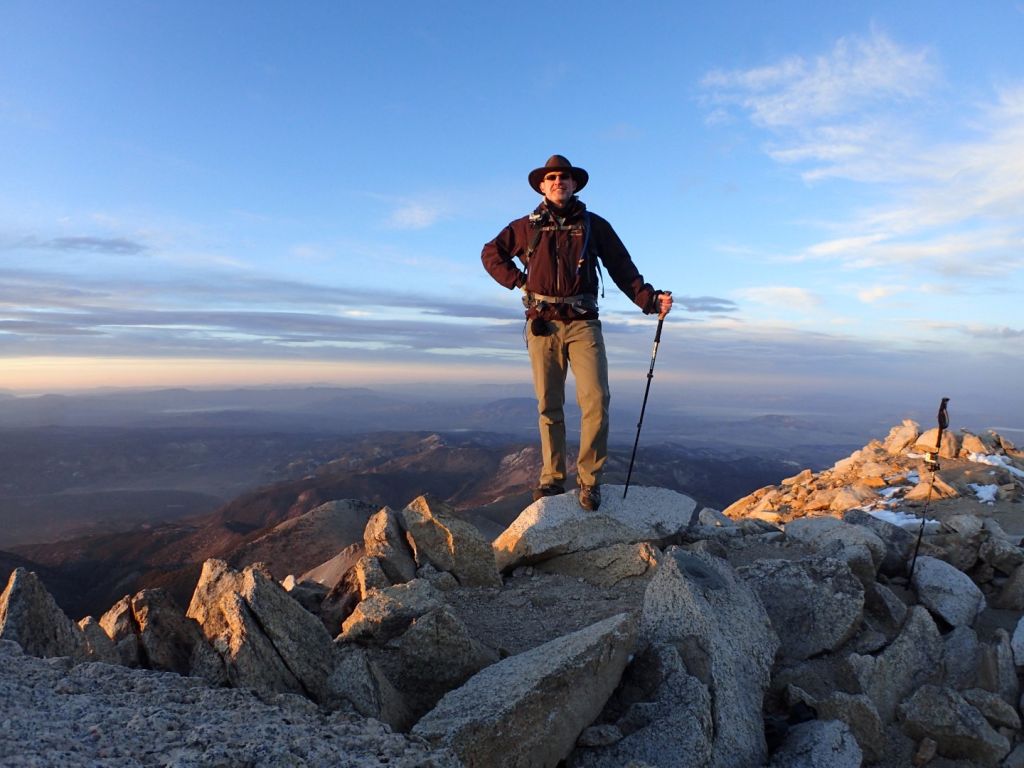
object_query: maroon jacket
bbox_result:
[481,197,661,319]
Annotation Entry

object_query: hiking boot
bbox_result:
[532,483,565,501]
[578,484,601,512]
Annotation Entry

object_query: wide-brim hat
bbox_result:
[528,154,589,194]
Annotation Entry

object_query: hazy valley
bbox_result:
[0,385,876,618]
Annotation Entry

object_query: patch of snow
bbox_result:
[969,483,998,504]
[969,452,1024,478]
[869,508,939,533]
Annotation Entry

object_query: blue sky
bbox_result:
[1,2,1022,426]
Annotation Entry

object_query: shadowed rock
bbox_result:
[536,542,661,588]
[847,606,943,722]
[569,641,713,768]
[911,555,985,627]
[978,628,1018,706]
[0,568,86,660]
[281,575,329,614]
[783,517,884,584]
[364,506,418,584]
[379,605,499,723]
[944,625,982,690]
[640,548,778,768]
[413,613,636,768]
[340,578,443,644]
[326,643,413,730]
[236,565,335,701]
[790,687,884,764]
[767,719,862,768]
[740,556,864,661]
[842,509,915,576]
[963,687,1021,730]
[190,577,304,695]
[77,616,119,664]
[131,589,226,684]
[898,685,1010,766]
[99,595,142,666]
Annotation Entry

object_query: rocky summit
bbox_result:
[2,421,1024,767]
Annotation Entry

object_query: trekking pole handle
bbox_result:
[657,290,672,321]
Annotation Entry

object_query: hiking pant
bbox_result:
[527,318,610,488]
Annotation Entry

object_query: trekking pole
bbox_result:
[908,397,950,579]
[623,301,669,499]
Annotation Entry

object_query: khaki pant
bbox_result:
[527,318,609,488]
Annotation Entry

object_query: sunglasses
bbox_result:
[544,172,572,182]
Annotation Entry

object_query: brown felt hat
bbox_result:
[528,154,589,194]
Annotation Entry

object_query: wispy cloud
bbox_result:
[702,28,936,131]
[4,235,149,256]
[956,324,1024,340]
[701,31,1024,282]
[387,200,446,229]
[702,29,938,185]
[672,296,738,313]
[0,265,526,362]
[736,286,822,310]
[856,284,905,303]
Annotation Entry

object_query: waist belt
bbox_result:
[522,292,598,314]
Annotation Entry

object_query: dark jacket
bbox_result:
[481,197,661,319]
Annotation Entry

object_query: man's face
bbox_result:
[540,171,577,207]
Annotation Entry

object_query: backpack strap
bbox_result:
[521,209,604,298]
[574,212,604,298]
[518,209,549,274]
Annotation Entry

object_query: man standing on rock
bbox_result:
[482,155,673,512]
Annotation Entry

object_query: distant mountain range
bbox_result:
[1,426,833,618]
[0,385,885,445]
[0,385,882,618]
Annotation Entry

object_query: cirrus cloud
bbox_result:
[735,285,822,310]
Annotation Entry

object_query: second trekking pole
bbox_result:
[908,396,950,579]
[623,307,668,499]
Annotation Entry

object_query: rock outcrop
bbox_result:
[3,420,1024,768]
[364,505,418,584]
[493,485,696,571]
[413,613,636,768]
[0,568,86,661]
[739,556,864,661]
[402,495,502,588]
[186,560,335,703]
[911,555,986,627]
[638,548,778,768]
[340,578,443,644]
[100,588,227,683]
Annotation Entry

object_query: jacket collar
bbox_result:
[536,196,586,221]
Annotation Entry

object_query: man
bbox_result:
[482,154,672,511]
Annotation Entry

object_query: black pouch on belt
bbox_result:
[526,306,552,337]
